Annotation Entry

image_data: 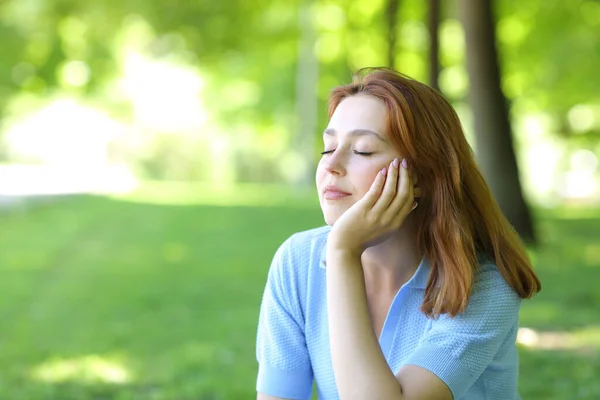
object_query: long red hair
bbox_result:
[328,67,541,317]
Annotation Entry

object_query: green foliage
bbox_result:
[497,0,600,114]
[0,0,599,184]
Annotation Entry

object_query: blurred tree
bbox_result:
[387,0,400,69]
[294,0,318,187]
[427,0,440,92]
[458,0,536,243]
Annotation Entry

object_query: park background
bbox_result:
[0,0,599,399]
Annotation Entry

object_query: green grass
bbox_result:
[0,187,598,399]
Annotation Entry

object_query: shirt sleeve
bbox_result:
[403,263,522,399]
[256,237,313,400]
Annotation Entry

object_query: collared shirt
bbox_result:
[256,226,522,400]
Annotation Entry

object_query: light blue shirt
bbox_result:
[256,226,522,399]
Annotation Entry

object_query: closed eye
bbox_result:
[320,150,374,156]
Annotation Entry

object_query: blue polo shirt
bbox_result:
[256,226,522,400]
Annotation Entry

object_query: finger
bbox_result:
[389,158,413,213]
[400,158,412,194]
[372,158,399,214]
[360,166,387,209]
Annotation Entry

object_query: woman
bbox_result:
[255,68,541,400]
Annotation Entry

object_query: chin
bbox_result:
[323,215,336,226]
[319,198,352,226]
[323,215,335,226]
[321,208,344,226]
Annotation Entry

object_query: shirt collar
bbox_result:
[319,234,430,290]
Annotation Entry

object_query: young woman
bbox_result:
[255,68,541,400]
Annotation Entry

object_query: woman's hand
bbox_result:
[327,157,417,256]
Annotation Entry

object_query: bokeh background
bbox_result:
[1,0,599,399]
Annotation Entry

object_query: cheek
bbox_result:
[349,169,378,197]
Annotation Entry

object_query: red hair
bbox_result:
[328,67,541,317]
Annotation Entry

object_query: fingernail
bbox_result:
[411,202,418,210]
[392,158,399,168]
[401,158,408,169]
[381,167,387,176]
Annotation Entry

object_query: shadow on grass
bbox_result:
[6,380,252,400]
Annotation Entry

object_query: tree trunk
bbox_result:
[387,0,399,69]
[294,0,318,187]
[457,0,536,243]
[427,0,440,92]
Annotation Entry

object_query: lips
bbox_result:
[323,185,351,200]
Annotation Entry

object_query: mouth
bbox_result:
[323,185,351,200]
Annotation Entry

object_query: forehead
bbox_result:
[327,94,388,137]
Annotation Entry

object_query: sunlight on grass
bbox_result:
[30,355,133,385]
[108,181,319,207]
[161,241,188,263]
[584,244,600,265]
[517,326,600,352]
[543,206,600,220]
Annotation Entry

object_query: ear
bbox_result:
[412,171,422,199]
[413,187,423,199]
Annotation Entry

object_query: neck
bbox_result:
[361,216,421,295]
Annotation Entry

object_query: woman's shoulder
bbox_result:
[290,224,331,243]
[467,258,522,311]
[474,258,518,290]
[277,225,331,256]
[271,225,331,273]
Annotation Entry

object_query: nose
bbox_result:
[323,151,346,176]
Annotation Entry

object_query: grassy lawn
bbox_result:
[0,184,598,399]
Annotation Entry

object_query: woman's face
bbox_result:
[316,94,401,226]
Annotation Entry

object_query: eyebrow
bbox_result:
[323,128,387,142]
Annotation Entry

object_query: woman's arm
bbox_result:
[256,236,314,399]
[326,249,452,400]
